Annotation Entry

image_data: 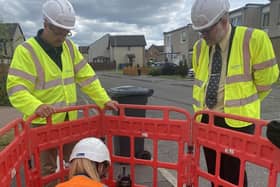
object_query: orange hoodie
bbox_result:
[56,175,107,187]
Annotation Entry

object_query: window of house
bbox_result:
[166,35,171,47]
[128,46,131,51]
[262,12,270,27]
[0,42,3,55]
[3,42,7,56]
[231,16,242,26]
[181,31,187,43]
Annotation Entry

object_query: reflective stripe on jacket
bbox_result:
[192,26,279,127]
[55,175,107,187]
[7,38,110,124]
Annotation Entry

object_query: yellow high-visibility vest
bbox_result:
[192,26,279,127]
[7,38,110,124]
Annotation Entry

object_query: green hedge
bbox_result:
[0,75,10,106]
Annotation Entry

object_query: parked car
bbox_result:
[188,68,194,77]
[161,62,178,75]
[150,61,164,68]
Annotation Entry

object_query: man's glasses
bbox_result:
[199,18,222,35]
[48,23,72,37]
[199,26,215,35]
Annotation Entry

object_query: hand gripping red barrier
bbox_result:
[0,118,29,187]
[192,110,280,187]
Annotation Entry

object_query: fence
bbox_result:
[192,110,280,187]
[0,104,279,187]
[89,61,116,71]
[0,63,10,105]
[123,66,150,76]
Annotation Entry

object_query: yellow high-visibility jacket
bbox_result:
[7,38,110,124]
[192,26,279,127]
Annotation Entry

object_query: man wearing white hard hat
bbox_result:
[191,0,279,186]
[56,137,110,187]
[6,0,118,185]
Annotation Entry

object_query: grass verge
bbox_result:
[0,130,14,151]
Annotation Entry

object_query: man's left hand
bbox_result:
[105,100,119,111]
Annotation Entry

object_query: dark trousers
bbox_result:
[201,115,255,187]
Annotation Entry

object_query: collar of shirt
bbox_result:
[35,29,62,55]
[217,24,232,53]
[75,172,91,178]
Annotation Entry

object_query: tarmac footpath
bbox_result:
[0,106,21,128]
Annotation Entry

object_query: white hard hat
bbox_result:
[42,0,76,30]
[191,0,230,31]
[70,137,111,164]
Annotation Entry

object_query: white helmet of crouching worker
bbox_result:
[42,0,76,30]
[70,137,111,164]
[191,0,230,31]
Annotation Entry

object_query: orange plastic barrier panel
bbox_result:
[0,118,29,187]
[102,104,193,187]
[1,105,279,187]
[192,110,280,187]
[25,104,193,187]
[25,104,103,187]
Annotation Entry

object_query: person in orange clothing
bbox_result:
[56,137,110,187]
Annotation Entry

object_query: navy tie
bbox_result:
[205,45,222,109]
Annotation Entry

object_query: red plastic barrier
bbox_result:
[0,118,29,187]
[25,104,103,187]
[192,110,280,187]
[1,105,279,187]
[25,104,192,187]
[102,104,193,187]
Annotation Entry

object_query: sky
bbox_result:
[0,0,269,48]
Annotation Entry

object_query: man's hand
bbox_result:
[35,104,56,117]
[105,100,119,111]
